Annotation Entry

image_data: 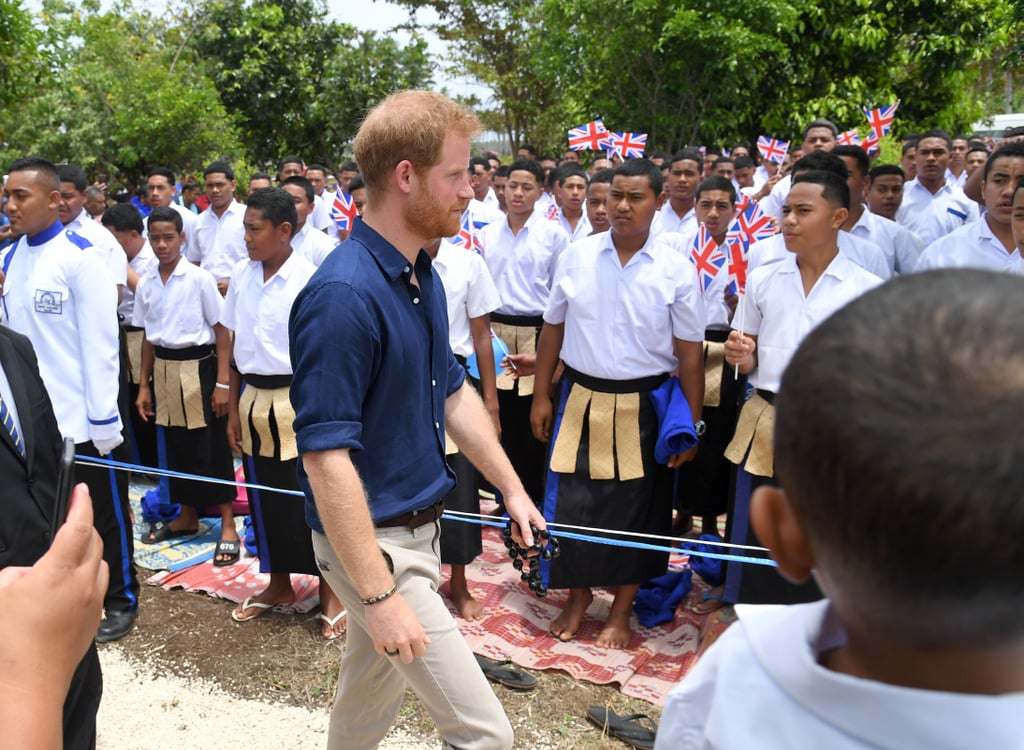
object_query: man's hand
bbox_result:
[226,409,243,453]
[211,385,229,418]
[503,353,536,378]
[667,445,698,468]
[216,278,230,296]
[364,592,431,664]
[724,330,756,373]
[530,397,553,442]
[136,384,154,421]
[503,488,546,549]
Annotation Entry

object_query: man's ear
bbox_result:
[394,160,415,195]
[750,485,815,583]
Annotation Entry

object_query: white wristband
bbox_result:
[215,382,230,391]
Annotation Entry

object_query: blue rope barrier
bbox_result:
[77,455,777,568]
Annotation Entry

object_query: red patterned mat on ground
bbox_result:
[150,524,733,704]
[443,526,733,706]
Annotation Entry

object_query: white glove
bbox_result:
[92,435,123,456]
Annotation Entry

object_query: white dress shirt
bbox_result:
[849,208,924,275]
[650,202,698,237]
[434,240,503,357]
[132,256,222,348]
[291,221,338,267]
[546,232,705,380]
[221,252,317,375]
[190,199,248,280]
[747,231,891,280]
[738,252,882,393]
[896,178,979,244]
[68,208,127,286]
[479,212,570,317]
[916,216,1023,275]
[118,241,158,323]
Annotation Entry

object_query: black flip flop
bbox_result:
[586,706,658,750]
[213,539,241,567]
[140,519,199,545]
[474,654,537,691]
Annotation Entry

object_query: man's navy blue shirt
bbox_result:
[289,218,466,532]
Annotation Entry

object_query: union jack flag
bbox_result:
[544,203,560,221]
[757,136,789,164]
[607,132,648,159]
[860,129,881,154]
[725,237,749,296]
[567,120,611,151]
[735,192,756,216]
[457,212,482,253]
[863,101,900,141]
[734,202,774,245]
[689,225,726,291]
[330,189,357,231]
[837,129,862,146]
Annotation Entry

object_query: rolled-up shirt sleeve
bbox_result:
[290,278,378,455]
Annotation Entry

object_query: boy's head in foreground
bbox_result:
[755,269,1024,654]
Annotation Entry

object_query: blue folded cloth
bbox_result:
[683,533,725,586]
[140,486,181,524]
[242,516,258,557]
[634,569,693,627]
[649,376,698,464]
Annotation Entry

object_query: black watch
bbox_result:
[694,420,706,437]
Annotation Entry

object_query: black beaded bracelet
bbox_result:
[503,522,560,598]
[360,583,398,606]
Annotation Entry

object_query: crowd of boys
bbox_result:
[2,105,1022,748]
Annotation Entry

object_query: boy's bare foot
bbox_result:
[596,613,632,649]
[549,588,593,641]
[232,587,294,622]
[452,588,485,620]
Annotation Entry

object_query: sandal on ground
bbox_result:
[688,587,728,615]
[474,654,537,691]
[140,519,199,545]
[320,610,347,641]
[585,706,658,750]
[231,596,277,623]
[213,539,240,567]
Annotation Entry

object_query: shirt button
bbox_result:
[413,297,420,304]
[431,379,436,386]
[404,265,411,273]
[435,421,440,429]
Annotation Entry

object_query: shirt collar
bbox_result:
[27,220,65,246]
[352,217,431,282]
[169,255,190,277]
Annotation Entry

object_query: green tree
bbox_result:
[0,1,242,181]
[190,0,433,167]
[0,0,49,110]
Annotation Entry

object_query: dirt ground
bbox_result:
[107,574,667,749]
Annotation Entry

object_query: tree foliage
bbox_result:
[0,0,242,179]
[190,0,433,167]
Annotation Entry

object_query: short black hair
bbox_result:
[803,118,838,138]
[148,167,176,184]
[306,163,328,176]
[493,165,509,179]
[280,175,315,203]
[339,160,359,173]
[791,169,850,209]
[8,156,60,191]
[468,156,490,174]
[588,168,614,187]
[277,155,304,171]
[101,203,144,233]
[982,141,1024,182]
[695,176,737,203]
[832,145,871,179]
[556,164,588,186]
[918,128,953,150]
[204,161,235,180]
[712,157,734,169]
[246,187,298,239]
[901,139,919,156]
[647,150,672,163]
[348,174,365,193]
[56,163,88,193]
[507,158,544,184]
[249,171,273,184]
[967,142,989,156]
[776,269,1024,646]
[791,150,849,180]
[612,158,663,196]
[518,144,537,158]
[733,155,755,170]
[147,205,183,233]
[670,147,704,173]
[868,164,905,182]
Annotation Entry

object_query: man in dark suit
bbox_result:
[0,325,102,749]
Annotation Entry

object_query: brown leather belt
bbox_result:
[376,500,444,530]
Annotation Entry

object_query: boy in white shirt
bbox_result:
[657,269,1024,749]
[133,207,240,565]
[280,175,338,267]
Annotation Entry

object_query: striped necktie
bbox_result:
[0,391,25,459]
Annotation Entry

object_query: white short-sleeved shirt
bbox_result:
[479,212,570,317]
[546,232,706,380]
[434,240,503,357]
[916,216,1023,275]
[132,256,223,348]
[664,229,732,331]
[747,231,891,280]
[291,221,337,267]
[0,222,122,443]
[68,209,128,286]
[118,242,158,322]
[468,198,505,229]
[655,601,1024,750]
[759,173,792,223]
[850,209,924,275]
[650,203,697,237]
[220,252,317,375]
[190,199,248,280]
[312,191,341,242]
[737,252,882,392]
[896,178,979,243]
[551,210,592,242]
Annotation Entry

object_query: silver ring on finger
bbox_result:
[385,647,400,657]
